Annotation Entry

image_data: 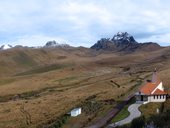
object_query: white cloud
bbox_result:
[138,33,170,46]
[7,35,69,47]
[0,0,170,46]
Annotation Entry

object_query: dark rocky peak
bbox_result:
[90,38,114,51]
[91,32,162,52]
[45,40,59,47]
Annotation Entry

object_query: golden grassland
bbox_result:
[0,47,170,128]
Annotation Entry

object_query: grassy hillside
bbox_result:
[0,47,170,128]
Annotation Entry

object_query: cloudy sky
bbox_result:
[0,0,170,47]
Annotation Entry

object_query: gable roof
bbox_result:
[140,82,158,95]
[139,70,166,95]
[152,88,167,95]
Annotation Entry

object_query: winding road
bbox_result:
[86,95,134,128]
[108,103,142,127]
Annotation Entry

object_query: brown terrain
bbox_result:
[0,45,170,128]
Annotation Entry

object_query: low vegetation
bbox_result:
[0,48,170,128]
[15,63,71,76]
[13,52,37,67]
[111,106,130,123]
[111,97,135,123]
[38,114,70,128]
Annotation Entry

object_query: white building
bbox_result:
[136,70,168,104]
[71,108,81,117]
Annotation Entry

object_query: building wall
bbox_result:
[71,108,81,117]
[148,95,166,102]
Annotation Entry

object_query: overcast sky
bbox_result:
[0,0,170,47]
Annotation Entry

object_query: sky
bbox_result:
[0,0,170,47]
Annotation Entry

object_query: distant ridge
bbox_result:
[44,40,71,48]
[0,40,72,51]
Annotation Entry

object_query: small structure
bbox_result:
[71,108,81,117]
[136,69,168,104]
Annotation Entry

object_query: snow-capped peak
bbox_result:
[0,44,13,50]
[111,32,137,44]
[113,32,131,40]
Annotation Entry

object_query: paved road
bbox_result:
[108,103,142,127]
[86,95,134,128]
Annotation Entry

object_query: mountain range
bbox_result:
[0,32,164,53]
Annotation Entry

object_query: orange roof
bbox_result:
[140,82,158,95]
[152,88,167,95]
[139,71,162,95]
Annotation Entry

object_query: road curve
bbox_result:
[108,103,142,127]
[86,95,134,128]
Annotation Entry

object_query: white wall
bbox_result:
[148,95,166,102]
[78,108,81,115]
[71,108,81,117]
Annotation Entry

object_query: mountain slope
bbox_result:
[0,44,170,128]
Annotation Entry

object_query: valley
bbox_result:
[0,45,170,128]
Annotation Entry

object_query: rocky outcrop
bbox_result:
[44,40,70,48]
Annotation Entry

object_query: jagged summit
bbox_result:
[111,32,137,44]
[91,32,161,52]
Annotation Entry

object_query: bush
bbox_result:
[117,125,130,128]
[58,121,62,127]
[149,109,170,128]
[48,115,69,128]
[131,116,145,128]
[160,103,164,113]
[53,123,59,128]
[62,116,67,124]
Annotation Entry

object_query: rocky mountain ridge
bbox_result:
[0,32,163,52]
[91,32,161,52]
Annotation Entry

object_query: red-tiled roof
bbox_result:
[152,88,167,95]
[140,82,158,95]
[139,71,163,95]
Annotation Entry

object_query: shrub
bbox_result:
[131,116,145,128]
